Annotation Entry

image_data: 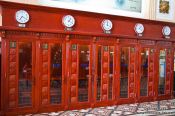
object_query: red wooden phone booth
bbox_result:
[0,1,175,115]
[137,40,156,102]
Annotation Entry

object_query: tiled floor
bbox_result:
[25,99,175,116]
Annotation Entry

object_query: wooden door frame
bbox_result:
[155,41,173,101]
[117,39,138,105]
[137,41,156,102]
[3,35,37,115]
[172,43,175,99]
[68,38,93,110]
[93,38,117,107]
[37,38,66,113]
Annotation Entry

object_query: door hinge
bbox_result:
[38,43,40,48]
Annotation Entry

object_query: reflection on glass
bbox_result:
[78,45,89,102]
[109,46,114,100]
[18,42,32,106]
[120,47,129,98]
[159,49,166,95]
[97,46,101,101]
[140,48,148,96]
[50,44,62,104]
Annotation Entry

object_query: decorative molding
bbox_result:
[40,33,66,39]
[138,40,155,45]
[119,39,137,44]
[6,31,37,37]
[70,34,92,40]
[156,41,172,46]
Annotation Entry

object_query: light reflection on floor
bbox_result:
[25,99,175,116]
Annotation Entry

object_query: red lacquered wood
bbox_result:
[0,1,175,115]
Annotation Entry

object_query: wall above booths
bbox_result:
[0,0,175,23]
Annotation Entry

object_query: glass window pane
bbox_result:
[109,46,114,100]
[159,49,166,95]
[50,44,62,104]
[140,48,148,96]
[18,42,32,106]
[97,46,101,101]
[78,45,89,102]
[120,47,129,98]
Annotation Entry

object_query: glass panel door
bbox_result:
[109,46,114,100]
[158,49,166,95]
[96,46,101,101]
[78,45,89,102]
[18,42,33,107]
[140,48,148,96]
[50,43,62,104]
[119,46,136,100]
[40,42,64,106]
[96,45,114,101]
[120,47,129,98]
[69,43,91,105]
[7,41,35,109]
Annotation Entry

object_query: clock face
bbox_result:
[15,10,30,24]
[134,23,144,34]
[62,15,75,28]
[162,26,171,36]
[101,19,113,31]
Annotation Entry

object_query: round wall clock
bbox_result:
[62,15,75,28]
[15,10,30,24]
[162,26,171,36]
[134,23,144,34]
[101,19,113,31]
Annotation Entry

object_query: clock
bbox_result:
[134,23,144,34]
[62,15,75,28]
[101,19,113,31]
[162,26,171,36]
[15,10,30,24]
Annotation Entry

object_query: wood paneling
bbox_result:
[0,1,174,115]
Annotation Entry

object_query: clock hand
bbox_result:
[22,16,27,20]
[19,16,23,20]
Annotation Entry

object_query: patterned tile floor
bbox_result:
[25,99,175,116]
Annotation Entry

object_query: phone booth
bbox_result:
[3,33,37,115]
[37,33,66,112]
[116,39,138,104]
[156,41,173,100]
[0,1,175,115]
[67,36,93,109]
[93,38,116,107]
[137,40,156,102]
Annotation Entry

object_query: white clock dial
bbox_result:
[101,19,113,31]
[162,26,171,36]
[134,23,144,34]
[62,15,75,28]
[15,10,30,24]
